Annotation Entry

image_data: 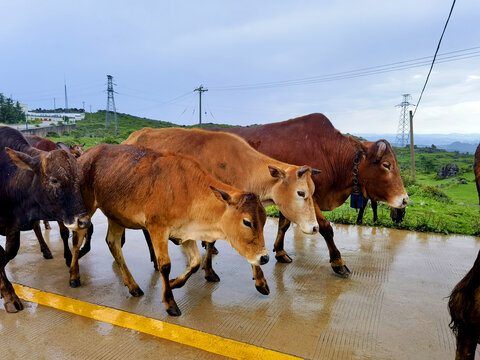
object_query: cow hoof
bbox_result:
[65,258,72,268]
[255,283,270,296]
[70,279,81,288]
[332,265,351,278]
[205,272,220,282]
[167,305,181,316]
[275,254,292,263]
[42,251,53,260]
[130,288,144,297]
[4,299,24,313]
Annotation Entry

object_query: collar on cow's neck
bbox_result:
[351,151,363,196]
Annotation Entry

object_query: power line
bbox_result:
[210,45,477,91]
[413,0,457,117]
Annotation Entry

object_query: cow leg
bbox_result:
[273,212,292,263]
[33,221,53,259]
[202,241,220,282]
[371,201,378,222]
[315,202,350,277]
[105,220,143,297]
[58,222,73,267]
[142,229,159,271]
[455,327,478,360]
[5,229,20,263]
[356,203,367,225]
[169,240,201,289]
[79,224,94,259]
[252,265,270,295]
[43,220,51,230]
[69,228,88,287]
[0,245,24,313]
[149,225,181,316]
[201,240,219,255]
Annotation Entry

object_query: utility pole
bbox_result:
[409,110,415,181]
[54,98,56,110]
[105,75,118,135]
[89,105,92,113]
[64,79,69,112]
[194,85,208,127]
[82,101,85,111]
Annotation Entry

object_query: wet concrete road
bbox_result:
[1,213,479,359]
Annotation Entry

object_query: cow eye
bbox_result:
[243,219,252,228]
[50,178,58,184]
[297,191,306,198]
[382,163,391,170]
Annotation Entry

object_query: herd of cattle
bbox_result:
[0,113,479,357]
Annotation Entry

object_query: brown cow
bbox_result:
[124,127,321,284]
[210,113,408,276]
[475,144,480,205]
[449,250,480,359]
[70,144,269,316]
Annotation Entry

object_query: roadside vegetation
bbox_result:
[47,112,480,237]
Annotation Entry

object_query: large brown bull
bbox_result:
[475,144,480,205]
[449,250,480,359]
[212,113,408,276]
[0,127,90,312]
[70,144,269,316]
[124,127,320,286]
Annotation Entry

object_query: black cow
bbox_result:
[0,127,90,312]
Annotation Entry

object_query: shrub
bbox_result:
[102,136,121,144]
[421,185,451,203]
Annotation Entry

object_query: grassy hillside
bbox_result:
[50,113,480,236]
[48,111,237,148]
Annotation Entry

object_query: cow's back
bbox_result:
[124,127,275,189]
[79,144,233,227]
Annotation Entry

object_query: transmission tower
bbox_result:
[394,94,414,147]
[105,75,118,135]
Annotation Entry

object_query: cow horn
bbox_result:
[376,142,386,162]
[297,167,309,178]
[311,168,322,175]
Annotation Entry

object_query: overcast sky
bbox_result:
[1,1,479,134]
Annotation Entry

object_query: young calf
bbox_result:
[0,127,90,312]
[70,144,268,316]
[449,250,480,359]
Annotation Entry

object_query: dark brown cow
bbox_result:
[0,127,90,312]
[211,113,408,276]
[475,144,480,205]
[70,144,269,316]
[124,127,320,286]
[449,250,480,359]
[25,135,86,259]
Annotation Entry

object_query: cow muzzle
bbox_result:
[64,215,91,231]
[300,222,320,235]
[391,194,409,208]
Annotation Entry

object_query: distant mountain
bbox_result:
[356,133,480,154]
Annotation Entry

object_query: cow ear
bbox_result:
[375,141,387,162]
[5,148,37,171]
[210,186,232,204]
[268,165,286,179]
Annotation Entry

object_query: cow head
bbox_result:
[355,139,409,209]
[5,148,90,230]
[211,187,269,266]
[69,144,85,159]
[268,165,320,235]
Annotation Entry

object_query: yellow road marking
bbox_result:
[13,283,301,360]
